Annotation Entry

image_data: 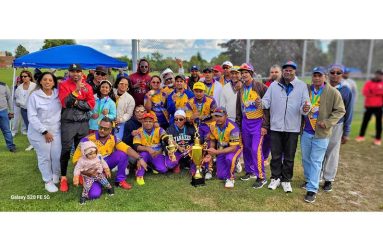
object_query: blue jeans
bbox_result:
[301,131,329,193]
[0,109,16,150]
[20,108,29,129]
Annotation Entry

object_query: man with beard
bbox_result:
[128,59,151,106]
[58,63,95,192]
[87,66,108,93]
[202,67,223,106]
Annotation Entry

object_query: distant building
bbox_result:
[0,51,14,68]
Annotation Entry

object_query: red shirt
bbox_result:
[362,80,383,107]
[58,78,95,109]
[128,72,151,106]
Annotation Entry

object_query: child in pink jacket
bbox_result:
[73,141,114,204]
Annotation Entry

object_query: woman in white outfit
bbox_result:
[12,77,27,136]
[15,70,36,150]
[113,76,135,139]
[27,72,62,192]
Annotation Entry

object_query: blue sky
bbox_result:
[0,39,229,62]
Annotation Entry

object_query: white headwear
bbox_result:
[222,61,233,68]
[174,109,186,118]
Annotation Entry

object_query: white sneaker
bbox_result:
[281,182,292,193]
[235,162,242,173]
[225,179,235,188]
[45,181,58,193]
[12,132,16,137]
[52,175,60,184]
[22,131,28,135]
[111,166,118,173]
[205,171,213,180]
[268,178,280,190]
[25,145,34,151]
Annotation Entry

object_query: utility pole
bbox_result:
[246,39,251,63]
[132,39,138,72]
[366,39,374,80]
[335,40,344,64]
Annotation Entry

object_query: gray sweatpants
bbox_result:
[321,123,343,182]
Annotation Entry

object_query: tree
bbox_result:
[210,53,230,66]
[5,51,12,56]
[41,39,76,50]
[15,44,29,58]
[218,39,328,76]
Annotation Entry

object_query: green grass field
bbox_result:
[0,68,382,211]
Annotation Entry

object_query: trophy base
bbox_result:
[191,176,205,187]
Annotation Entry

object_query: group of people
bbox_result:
[1,55,380,205]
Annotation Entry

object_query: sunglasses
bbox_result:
[223,66,230,70]
[96,72,107,76]
[140,65,148,68]
[174,118,185,122]
[98,126,112,131]
[165,78,173,82]
[330,71,343,75]
[136,109,146,113]
[21,75,29,78]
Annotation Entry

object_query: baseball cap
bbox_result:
[193,82,206,91]
[190,65,199,71]
[68,63,82,71]
[222,61,233,68]
[175,74,186,81]
[238,63,254,73]
[212,107,228,116]
[202,67,213,73]
[328,64,345,73]
[282,61,297,70]
[95,65,108,74]
[174,109,186,118]
[312,66,327,75]
[142,113,155,120]
[213,65,223,73]
[230,66,241,73]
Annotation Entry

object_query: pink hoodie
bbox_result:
[73,141,109,176]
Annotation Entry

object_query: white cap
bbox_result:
[161,68,174,78]
[174,109,186,118]
[222,61,233,68]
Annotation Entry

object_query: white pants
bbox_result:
[11,104,26,135]
[321,123,343,182]
[28,130,61,183]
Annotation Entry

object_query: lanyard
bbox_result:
[195,98,205,115]
[97,96,109,115]
[205,82,214,96]
[311,85,324,106]
[243,84,252,102]
[143,128,154,145]
[175,125,186,135]
[217,125,226,144]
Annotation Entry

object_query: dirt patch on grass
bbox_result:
[319,141,383,211]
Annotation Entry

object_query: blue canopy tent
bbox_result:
[11,44,128,105]
[13,44,128,69]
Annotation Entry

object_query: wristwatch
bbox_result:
[42,131,48,135]
[136,156,143,162]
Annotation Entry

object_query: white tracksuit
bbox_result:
[27,88,62,183]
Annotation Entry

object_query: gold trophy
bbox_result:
[163,134,178,162]
[190,124,206,186]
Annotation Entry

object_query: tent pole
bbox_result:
[10,67,17,128]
